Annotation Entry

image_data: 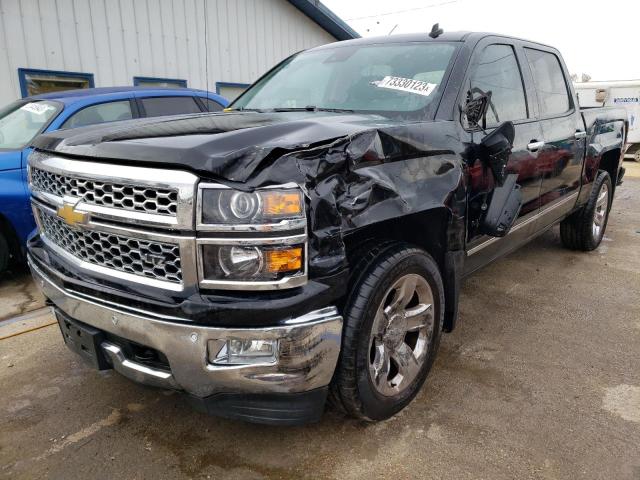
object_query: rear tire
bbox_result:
[330,242,444,421]
[560,170,612,251]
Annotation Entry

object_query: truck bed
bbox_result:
[581,106,628,137]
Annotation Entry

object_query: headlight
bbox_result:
[200,244,304,282]
[199,187,304,228]
[196,183,307,290]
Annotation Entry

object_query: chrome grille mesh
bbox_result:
[37,209,182,284]
[31,167,179,216]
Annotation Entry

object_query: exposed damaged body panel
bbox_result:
[32,111,467,281]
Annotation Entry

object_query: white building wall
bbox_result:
[0,0,337,105]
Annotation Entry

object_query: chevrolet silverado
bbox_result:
[27,31,626,425]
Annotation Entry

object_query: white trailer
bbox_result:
[574,80,640,160]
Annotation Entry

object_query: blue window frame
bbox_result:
[133,76,187,88]
[18,68,95,98]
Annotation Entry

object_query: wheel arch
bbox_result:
[598,147,622,188]
[344,208,449,266]
[343,207,465,332]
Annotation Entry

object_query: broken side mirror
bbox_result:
[475,122,521,237]
[479,121,515,187]
[479,173,522,237]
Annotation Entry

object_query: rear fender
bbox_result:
[579,120,625,205]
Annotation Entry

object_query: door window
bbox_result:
[200,98,224,112]
[140,96,202,117]
[61,101,133,129]
[470,44,528,126]
[524,48,570,117]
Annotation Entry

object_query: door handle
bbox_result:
[527,140,545,152]
[575,131,587,140]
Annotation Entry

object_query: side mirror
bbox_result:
[480,120,514,154]
[480,173,522,237]
[478,121,515,187]
[476,121,521,237]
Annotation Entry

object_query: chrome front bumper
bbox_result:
[29,258,343,398]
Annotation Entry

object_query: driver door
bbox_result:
[463,40,545,274]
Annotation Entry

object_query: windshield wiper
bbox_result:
[271,106,317,112]
[270,106,355,113]
[227,107,267,112]
[315,107,355,113]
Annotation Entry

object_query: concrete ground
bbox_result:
[0,266,45,321]
[1,163,639,480]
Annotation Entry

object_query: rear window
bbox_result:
[141,96,202,117]
[524,48,571,117]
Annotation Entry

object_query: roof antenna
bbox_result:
[429,23,443,38]
[203,0,210,111]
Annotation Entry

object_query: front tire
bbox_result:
[560,170,612,251]
[330,242,444,421]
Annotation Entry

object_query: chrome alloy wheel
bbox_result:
[592,182,609,239]
[368,273,435,397]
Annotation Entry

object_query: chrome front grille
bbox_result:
[29,152,199,291]
[31,167,179,216]
[37,208,183,284]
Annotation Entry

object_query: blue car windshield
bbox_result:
[0,100,60,150]
[232,42,457,118]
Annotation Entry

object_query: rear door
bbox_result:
[463,38,545,273]
[522,46,583,227]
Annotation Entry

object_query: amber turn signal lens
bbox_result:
[262,192,302,216]
[265,248,303,273]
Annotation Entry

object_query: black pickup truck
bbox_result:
[27,31,626,425]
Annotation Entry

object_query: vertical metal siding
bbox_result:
[0,0,337,105]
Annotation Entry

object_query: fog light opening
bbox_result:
[210,338,279,365]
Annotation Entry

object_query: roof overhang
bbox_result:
[287,0,360,41]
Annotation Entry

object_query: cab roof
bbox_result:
[308,31,554,51]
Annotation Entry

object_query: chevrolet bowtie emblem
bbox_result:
[56,203,89,227]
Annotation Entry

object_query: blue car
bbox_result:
[0,87,228,273]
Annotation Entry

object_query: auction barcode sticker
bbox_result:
[375,76,437,97]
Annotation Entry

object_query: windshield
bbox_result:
[232,42,457,118]
[0,100,60,150]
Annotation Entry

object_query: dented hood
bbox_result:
[32,111,405,182]
[32,111,465,281]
